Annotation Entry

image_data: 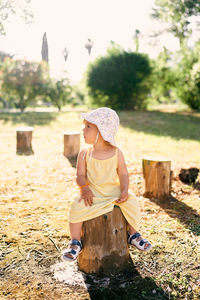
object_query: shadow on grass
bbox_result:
[150,196,200,236]
[84,264,168,300]
[119,110,200,142]
[66,155,78,168]
[0,111,57,126]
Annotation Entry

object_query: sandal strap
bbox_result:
[131,232,141,239]
[129,232,141,244]
[70,249,77,255]
[70,239,82,249]
[139,239,148,246]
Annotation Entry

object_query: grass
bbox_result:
[0,106,200,299]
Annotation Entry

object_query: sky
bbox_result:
[0,0,182,84]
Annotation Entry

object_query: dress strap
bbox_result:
[83,147,93,161]
[115,147,118,156]
[115,147,118,167]
[82,150,87,160]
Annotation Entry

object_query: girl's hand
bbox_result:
[79,186,94,206]
[116,191,128,203]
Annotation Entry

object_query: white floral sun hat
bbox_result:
[80,107,119,146]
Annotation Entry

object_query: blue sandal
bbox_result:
[128,232,152,251]
[62,239,82,261]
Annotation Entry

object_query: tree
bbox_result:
[42,77,72,111]
[2,58,49,112]
[151,0,200,48]
[0,51,13,62]
[86,47,152,110]
[0,0,33,35]
[133,29,141,53]
[175,41,200,110]
[41,32,49,63]
[62,47,69,62]
[0,51,14,108]
[85,38,94,55]
[150,47,176,103]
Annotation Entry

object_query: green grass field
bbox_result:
[0,107,200,299]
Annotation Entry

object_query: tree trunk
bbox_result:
[63,131,80,158]
[142,156,171,201]
[78,206,130,275]
[16,127,34,155]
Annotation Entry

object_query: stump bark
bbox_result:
[142,156,171,201]
[63,131,80,158]
[16,127,34,155]
[78,206,130,275]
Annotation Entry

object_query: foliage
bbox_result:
[0,55,72,111]
[0,0,33,35]
[41,77,72,111]
[71,84,85,106]
[106,41,124,56]
[150,47,176,103]
[1,58,49,112]
[0,51,14,108]
[152,0,200,47]
[86,46,152,110]
[0,50,13,63]
[151,1,200,110]
[175,41,200,110]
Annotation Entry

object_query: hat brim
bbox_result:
[80,113,116,146]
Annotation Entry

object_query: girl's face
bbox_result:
[83,121,99,144]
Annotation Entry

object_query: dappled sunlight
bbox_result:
[0,0,200,297]
[0,110,199,299]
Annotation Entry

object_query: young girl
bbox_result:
[63,107,152,261]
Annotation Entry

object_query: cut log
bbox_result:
[142,156,171,201]
[16,127,34,155]
[63,131,80,158]
[78,206,130,275]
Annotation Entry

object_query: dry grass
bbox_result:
[0,107,200,300]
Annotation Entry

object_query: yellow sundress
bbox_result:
[69,148,141,231]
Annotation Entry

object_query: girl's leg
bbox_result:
[128,223,138,235]
[117,197,151,251]
[69,222,83,240]
[62,222,83,261]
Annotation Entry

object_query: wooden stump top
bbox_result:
[16,126,34,132]
[63,131,80,135]
[142,155,171,162]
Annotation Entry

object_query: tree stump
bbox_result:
[179,168,199,184]
[16,127,34,155]
[142,156,171,201]
[78,206,130,275]
[63,131,80,158]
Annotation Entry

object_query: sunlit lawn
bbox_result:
[0,107,200,299]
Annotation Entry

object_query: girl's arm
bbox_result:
[76,149,88,187]
[76,149,94,206]
[116,149,129,203]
